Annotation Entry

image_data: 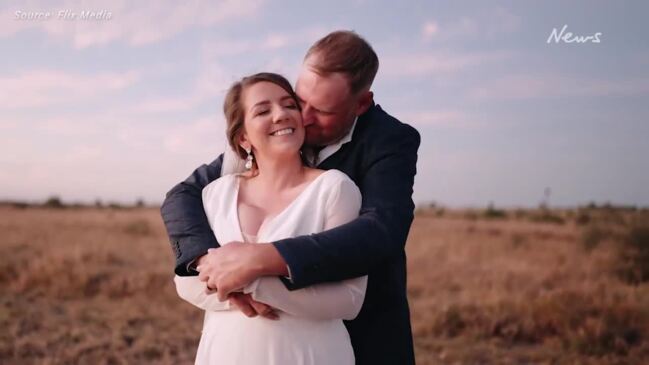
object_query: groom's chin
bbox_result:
[303,130,323,147]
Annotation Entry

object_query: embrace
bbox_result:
[161,30,420,365]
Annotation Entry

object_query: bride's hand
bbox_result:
[197,242,286,301]
[228,293,279,320]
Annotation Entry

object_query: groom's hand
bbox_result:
[228,293,279,320]
[197,242,287,301]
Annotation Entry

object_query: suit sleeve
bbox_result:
[243,177,367,320]
[160,154,224,276]
[272,126,420,289]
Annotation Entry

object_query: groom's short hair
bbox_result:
[305,30,379,95]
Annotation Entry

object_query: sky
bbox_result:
[1,0,647,208]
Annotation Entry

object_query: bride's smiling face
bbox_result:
[239,81,305,162]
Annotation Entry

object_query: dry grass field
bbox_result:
[1,204,648,364]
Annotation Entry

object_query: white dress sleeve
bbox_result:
[174,275,231,311]
[243,176,368,320]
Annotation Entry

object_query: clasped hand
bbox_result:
[197,242,278,320]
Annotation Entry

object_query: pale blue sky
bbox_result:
[1,0,647,207]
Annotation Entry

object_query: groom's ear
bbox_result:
[354,91,374,116]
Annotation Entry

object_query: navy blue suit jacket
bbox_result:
[161,103,420,365]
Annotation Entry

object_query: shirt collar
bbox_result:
[312,116,358,166]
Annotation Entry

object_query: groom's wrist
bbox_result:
[254,243,289,277]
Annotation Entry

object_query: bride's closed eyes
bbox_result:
[252,101,298,118]
[254,108,270,117]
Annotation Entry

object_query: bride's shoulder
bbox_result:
[314,169,361,211]
[315,169,360,196]
[319,168,354,185]
[202,174,238,199]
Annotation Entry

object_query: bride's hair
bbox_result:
[223,72,301,169]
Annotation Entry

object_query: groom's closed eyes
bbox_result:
[297,96,337,116]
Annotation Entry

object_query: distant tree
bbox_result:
[44,196,64,208]
[484,201,507,219]
[108,202,124,209]
[539,187,551,210]
[135,198,145,208]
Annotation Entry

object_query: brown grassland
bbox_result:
[1,204,648,364]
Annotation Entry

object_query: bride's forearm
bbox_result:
[244,275,367,320]
[174,275,230,311]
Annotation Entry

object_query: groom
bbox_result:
[161,30,420,365]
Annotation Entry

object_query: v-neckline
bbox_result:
[233,170,332,242]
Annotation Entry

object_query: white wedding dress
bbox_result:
[174,169,367,365]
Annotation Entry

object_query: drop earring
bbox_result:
[245,148,254,170]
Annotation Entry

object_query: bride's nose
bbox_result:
[272,105,291,123]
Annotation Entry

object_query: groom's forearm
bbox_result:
[272,125,420,289]
[199,242,289,301]
[161,154,225,276]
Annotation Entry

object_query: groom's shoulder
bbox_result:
[359,104,420,148]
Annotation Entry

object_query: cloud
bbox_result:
[470,74,649,100]
[0,0,265,48]
[260,26,334,52]
[37,116,108,137]
[395,110,483,129]
[133,65,234,113]
[132,49,236,114]
[422,8,521,42]
[381,50,512,78]
[201,25,333,58]
[0,109,227,202]
[0,69,139,108]
[161,115,226,155]
[135,26,332,114]
[421,21,439,40]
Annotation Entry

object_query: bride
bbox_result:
[173,72,367,365]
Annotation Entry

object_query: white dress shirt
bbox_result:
[303,117,358,167]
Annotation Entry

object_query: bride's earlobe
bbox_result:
[239,133,251,152]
